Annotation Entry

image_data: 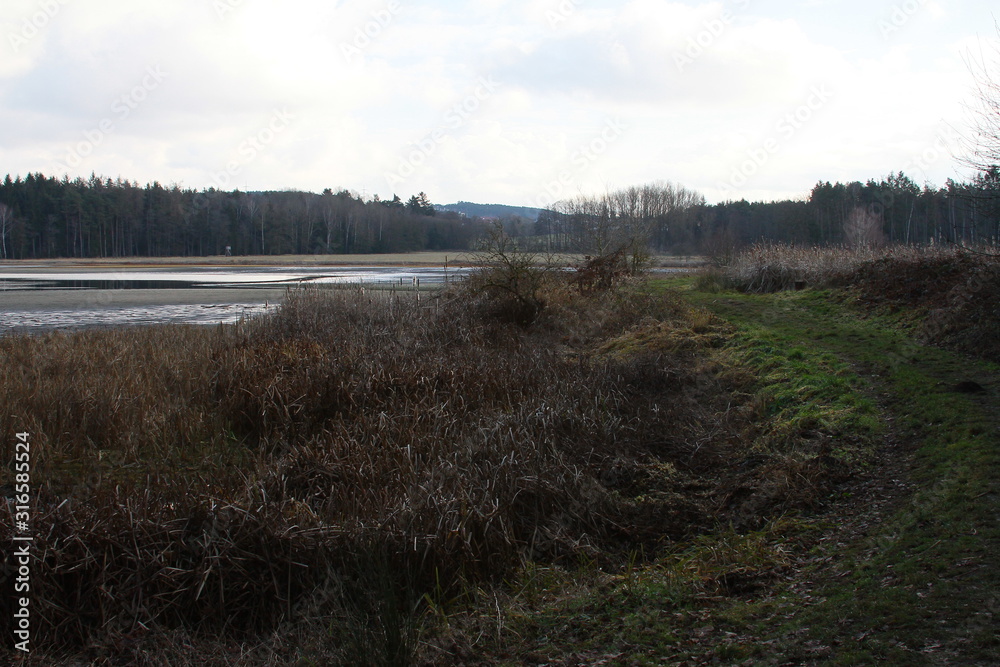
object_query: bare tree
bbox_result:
[954,31,1000,255]
[321,188,336,252]
[961,27,1000,173]
[844,206,885,249]
[554,182,701,272]
[0,202,13,259]
[245,194,262,255]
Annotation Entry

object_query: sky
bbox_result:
[1,0,997,207]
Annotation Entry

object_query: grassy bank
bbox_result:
[2,247,996,664]
[670,280,999,664]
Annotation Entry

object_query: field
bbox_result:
[1,246,997,665]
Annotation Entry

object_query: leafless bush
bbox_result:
[463,221,554,324]
[717,243,974,293]
[843,206,886,249]
[702,227,742,267]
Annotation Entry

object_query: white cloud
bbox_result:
[0,0,995,205]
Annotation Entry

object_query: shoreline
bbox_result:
[0,252,474,270]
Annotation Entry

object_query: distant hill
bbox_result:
[439,201,543,220]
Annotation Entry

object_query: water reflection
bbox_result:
[0,265,467,334]
[0,266,462,289]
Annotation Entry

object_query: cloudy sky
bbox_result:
[1,0,996,207]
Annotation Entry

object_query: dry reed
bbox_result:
[0,275,858,662]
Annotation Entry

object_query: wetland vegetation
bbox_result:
[1,242,998,665]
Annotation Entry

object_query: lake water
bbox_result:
[0,265,466,334]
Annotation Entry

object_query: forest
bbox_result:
[530,170,1000,256]
[0,174,477,259]
[0,169,998,260]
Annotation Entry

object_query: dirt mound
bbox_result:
[844,251,1000,362]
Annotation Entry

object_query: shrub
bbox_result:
[462,221,553,324]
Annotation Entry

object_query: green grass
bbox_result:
[423,279,894,663]
[455,276,999,664]
[665,275,1000,664]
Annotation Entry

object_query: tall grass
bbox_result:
[0,275,877,663]
[717,241,999,293]
[0,281,730,658]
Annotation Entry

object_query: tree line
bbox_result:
[505,172,1000,257]
[700,170,1000,253]
[0,173,481,259]
[1,170,997,260]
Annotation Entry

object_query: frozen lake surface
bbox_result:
[0,265,465,334]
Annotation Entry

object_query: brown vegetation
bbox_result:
[0,270,872,664]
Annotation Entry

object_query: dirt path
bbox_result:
[684,286,1000,665]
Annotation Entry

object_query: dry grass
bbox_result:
[0,272,873,663]
[719,243,920,293]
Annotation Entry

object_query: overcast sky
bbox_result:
[1,0,996,207]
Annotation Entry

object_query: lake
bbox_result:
[0,265,466,334]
